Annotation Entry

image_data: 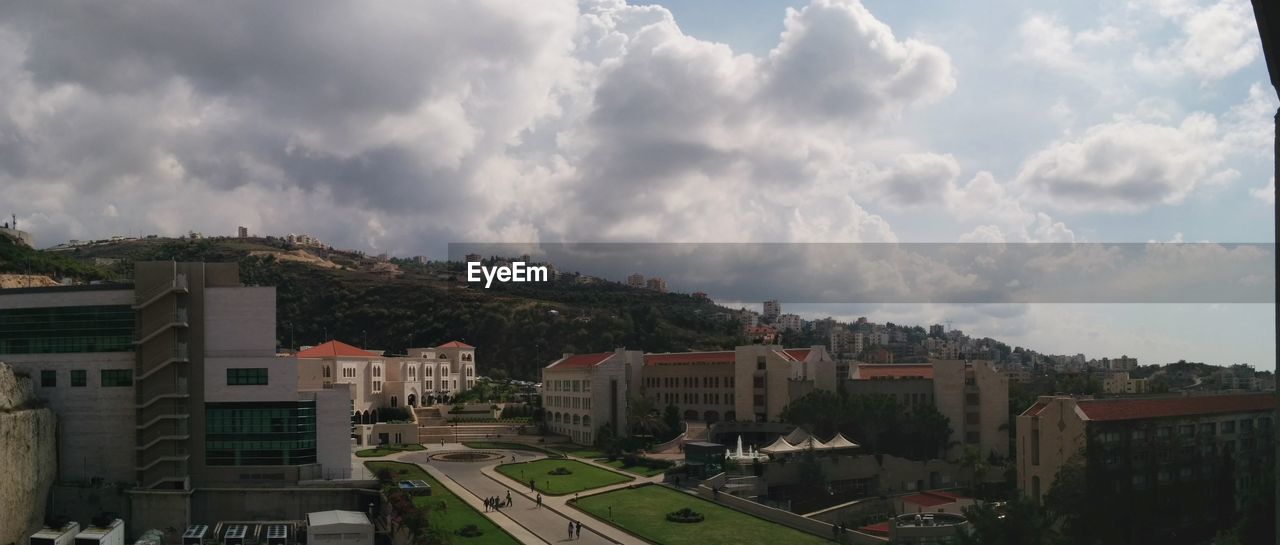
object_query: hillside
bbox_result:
[4,237,743,380]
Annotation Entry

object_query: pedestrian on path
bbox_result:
[568,521,575,540]
[536,493,542,508]
[575,521,583,539]
[506,490,512,506]
[529,478,535,491]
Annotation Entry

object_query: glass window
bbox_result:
[40,370,56,387]
[101,369,132,387]
[1222,420,1236,433]
[1156,427,1171,439]
[204,401,317,466]
[70,370,86,387]
[0,305,134,355]
[1199,423,1215,436]
[226,368,269,385]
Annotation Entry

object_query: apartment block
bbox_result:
[1102,371,1150,394]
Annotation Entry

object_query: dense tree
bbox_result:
[958,495,1057,545]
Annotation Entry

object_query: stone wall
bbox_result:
[0,361,57,545]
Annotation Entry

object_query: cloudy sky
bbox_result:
[0,0,1275,367]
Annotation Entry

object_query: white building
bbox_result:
[776,313,803,332]
[762,300,781,320]
[298,340,478,414]
[306,511,373,545]
[541,349,644,445]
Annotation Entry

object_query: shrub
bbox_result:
[665,507,705,523]
[457,524,484,537]
[548,466,573,476]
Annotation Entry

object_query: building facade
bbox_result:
[542,349,643,445]
[297,340,478,416]
[1017,393,1275,541]
[0,262,353,534]
[847,360,1009,460]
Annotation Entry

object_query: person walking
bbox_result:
[536,493,542,508]
[529,478,535,491]
[575,521,583,539]
[506,490,512,506]
[568,521,575,540]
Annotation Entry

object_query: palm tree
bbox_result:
[628,396,667,437]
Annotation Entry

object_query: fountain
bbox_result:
[724,435,769,462]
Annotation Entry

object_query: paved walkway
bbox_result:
[356,443,657,545]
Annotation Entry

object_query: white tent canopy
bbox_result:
[820,433,860,450]
[783,427,811,444]
[760,436,801,454]
[760,431,862,455]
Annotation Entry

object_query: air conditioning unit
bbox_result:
[182,526,208,545]
[29,521,81,545]
[223,525,247,545]
[265,525,288,545]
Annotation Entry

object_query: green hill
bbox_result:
[4,236,743,379]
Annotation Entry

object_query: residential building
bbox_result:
[775,313,803,332]
[236,226,248,238]
[645,277,668,293]
[0,262,354,534]
[1017,392,1275,541]
[627,273,645,288]
[1215,364,1264,391]
[541,349,644,444]
[1102,371,1150,394]
[762,300,781,320]
[848,360,1009,459]
[744,325,781,344]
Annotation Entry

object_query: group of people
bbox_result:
[484,491,514,511]
[567,520,585,540]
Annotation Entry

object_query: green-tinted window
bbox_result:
[226,368,269,386]
[40,370,56,387]
[205,401,317,466]
[101,369,133,387]
[70,370,87,387]
[0,305,134,355]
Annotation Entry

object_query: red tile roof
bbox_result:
[1023,402,1048,417]
[854,364,933,380]
[296,340,379,359]
[1077,393,1275,422]
[644,351,736,366]
[549,353,614,369]
[784,349,812,361]
[436,341,474,349]
[902,491,967,508]
[858,522,890,536]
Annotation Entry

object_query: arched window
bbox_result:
[323,366,331,378]
[582,415,591,427]
[425,366,433,377]
[572,414,581,426]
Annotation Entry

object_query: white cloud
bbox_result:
[1016,113,1224,212]
[1252,177,1275,204]
[1132,0,1261,82]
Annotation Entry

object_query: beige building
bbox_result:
[1101,371,1150,394]
[298,340,478,416]
[542,349,643,444]
[1016,392,1275,539]
[847,360,1009,460]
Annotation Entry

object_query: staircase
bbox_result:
[415,405,527,444]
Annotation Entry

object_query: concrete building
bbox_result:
[541,349,644,444]
[1017,392,1275,541]
[775,313,803,332]
[0,262,357,536]
[645,277,668,293]
[236,226,248,238]
[1101,371,1150,394]
[626,273,645,288]
[848,360,1009,459]
[307,510,373,545]
[762,300,781,320]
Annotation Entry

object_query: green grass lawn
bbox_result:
[597,459,667,477]
[573,485,833,545]
[462,441,561,456]
[495,459,632,495]
[354,444,426,457]
[364,461,518,545]
[557,445,607,459]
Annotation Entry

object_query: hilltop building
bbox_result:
[762,300,781,320]
[626,273,645,288]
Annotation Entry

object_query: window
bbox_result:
[342,366,356,378]
[372,365,382,378]
[1222,420,1236,433]
[1240,418,1254,432]
[756,356,766,370]
[408,366,416,381]
[1131,429,1147,442]
[226,368,269,385]
[1179,425,1195,437]
[425,366,433,377]
[373,380,383,393]
[322,366,331,378]
[0,305,134,355]
[204,400,317,466]
[1199,423,1216,436]
[40,370,56,387]
[101,369,132,387]
[70,369,86,387]
[1156,427,1171,439]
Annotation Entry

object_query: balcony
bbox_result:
[133,274,189,309]
[133,309,189,344]
[137,344,190,380]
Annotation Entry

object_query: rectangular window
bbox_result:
[0,305,134,355]
[71,369,87,387]
[205,400,317,466]
[101,369,132,387]
[1156,426,1171,439]
[40,370,56,387]
[226,368,270,385]
[1222,420,1235,433]
[756,356,766,370]
[1199,423,1215,436]
[1179,425,1195,437]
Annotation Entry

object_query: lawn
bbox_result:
[354,444,426,457]
[598,459,667,477]
[573,485,833,545]
[364,461,518,545]
[495,458,632,495]
[462,441,562,456]
[556,445,607,459]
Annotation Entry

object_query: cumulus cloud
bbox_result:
[1015,113,1225,212]
[1132,0,1261,82]
[0,0,964,252]
[1253,177,1276,205]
